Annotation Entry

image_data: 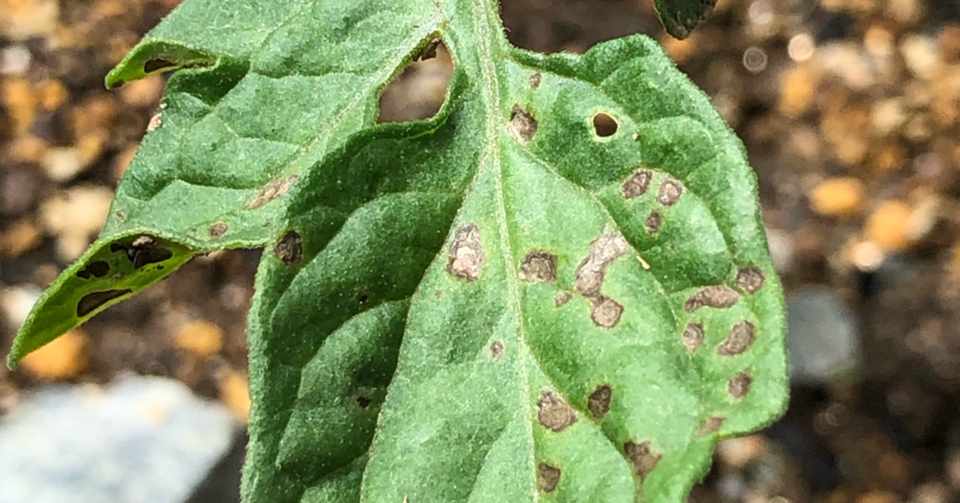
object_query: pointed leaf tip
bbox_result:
[8,234,194,366]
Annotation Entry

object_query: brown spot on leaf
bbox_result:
[246,175,298,209]
[622,169,652,198]
[718,321,755,356]
[529,72,542,89]
[591,296,623,328]
[537,463,561,493]
[274,231,303,265]
[728,372,752,399]
[645,211,662,234]
[593,112,618,137]
[588,384,612,419]
[209,222,228,238]
[355,395,371,409]
[736,266,765,293]
[684,285,740,312]
[509,105,538,143]
[537,391,577,432]
[624,441,662,479]
[575,233,629,297]
[490,340,504,359]
[698,416,726,436]
[77,261,110,279]
[554,291,572,306]
[520,251,557,282]
[77,289,132,317]
[657,179,684,206]
[447,224,484,281]
[682,322,704,352]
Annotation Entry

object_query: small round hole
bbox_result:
[592,113,618,137]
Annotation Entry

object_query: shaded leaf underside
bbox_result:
[9,1,787,502]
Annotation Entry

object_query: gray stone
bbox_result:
[788,286,861,384]
[0,374,239,503]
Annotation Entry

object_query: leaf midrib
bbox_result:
[469,0,647,499]
[466,0,541,500]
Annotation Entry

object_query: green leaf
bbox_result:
[9,1,787,502]
[653,0,717,39]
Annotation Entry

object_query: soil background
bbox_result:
[1,0,960,502]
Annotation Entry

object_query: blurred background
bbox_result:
[1,0,958,501]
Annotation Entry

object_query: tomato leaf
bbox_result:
[9,1,786,502]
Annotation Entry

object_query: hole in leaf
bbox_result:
[144,58,177,73]
[592,112,618,137]
[378,40,454,123]
[77,289,132,317]
[77,261,110,279]
[131,244,173,269]
[355,395,371,409]
[110,236,174,269]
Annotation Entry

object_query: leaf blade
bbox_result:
[10,2,786,502]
